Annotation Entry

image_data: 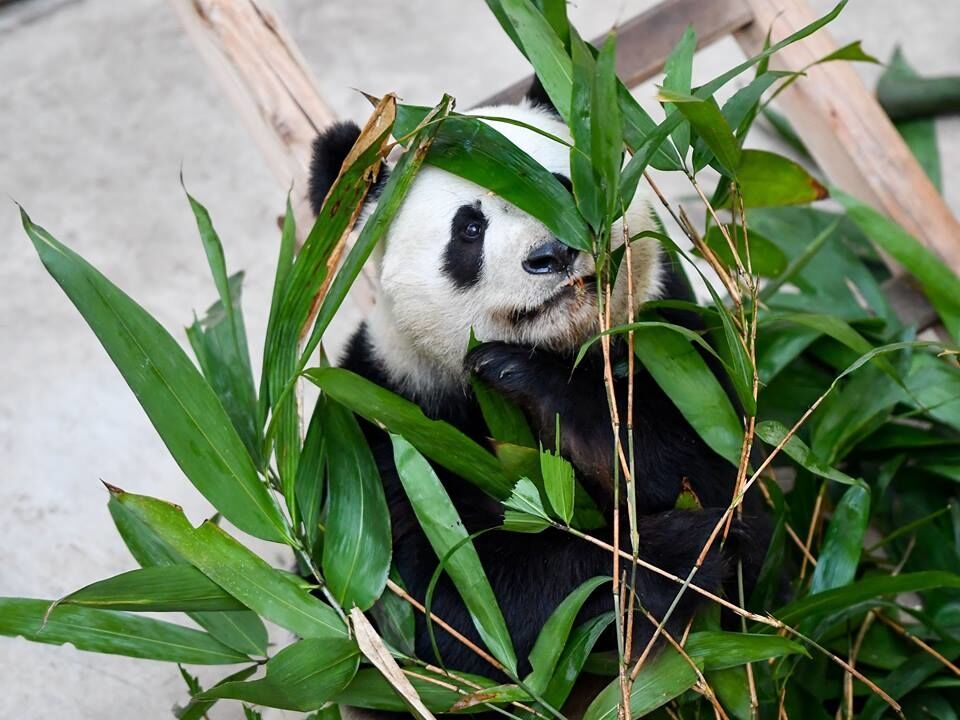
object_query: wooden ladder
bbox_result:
[169,0,960,327]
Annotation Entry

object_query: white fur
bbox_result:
[363,101,662,398]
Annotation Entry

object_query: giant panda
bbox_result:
[308,85,770,684]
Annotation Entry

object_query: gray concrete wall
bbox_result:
[1,1,957,717]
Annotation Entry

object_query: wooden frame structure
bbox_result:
[169,0,960,327]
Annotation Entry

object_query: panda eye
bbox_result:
[463,221,483,240]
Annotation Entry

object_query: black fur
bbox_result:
[442,203,488,289]
[308,120,390,215]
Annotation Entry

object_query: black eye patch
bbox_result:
[443,203,488,290]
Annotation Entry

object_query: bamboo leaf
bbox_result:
[809,484,871,594]
[61,565,246,612]
[113,489,348,641]
[336,668,496,713]
[391,435,518,676]
[525,576,609,693]
[540,443,575,524]
[323,399,392,611]
[591,33,622,217]
[756,420,863,487]
[108,495,269,657]
[583,648,699,720]
[203,638,360,711]
[569,28,603,230]
[183,186,260,463]
[775,571,960,625]
[175,666,258,720]
[497,0,573,124]
[659,89,740,176]
[684,631,807,670]
[633,326,744,466]
[734,150,828,207]
[702,225,788,277]
[541,612,614,709]
[662,25,697,159]
[19,207,288,543]
[306,367,513,499]
[0,598,250,665]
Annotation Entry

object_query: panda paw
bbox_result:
[465,342,550,399]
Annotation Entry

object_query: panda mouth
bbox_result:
[509,273,597,325]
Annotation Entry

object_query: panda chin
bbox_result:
[504,274,599,350]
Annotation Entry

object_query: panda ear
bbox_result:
[525,76,561,118]
[307,121,392,215]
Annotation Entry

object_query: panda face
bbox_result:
[365,102,662,391]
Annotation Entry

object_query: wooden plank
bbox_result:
[735,0,960,278]
[479,0,753,107]
[168,0,377,306]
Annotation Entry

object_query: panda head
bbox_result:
[309,96,663,396]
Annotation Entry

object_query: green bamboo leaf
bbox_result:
[633,326,744,466]
[296,395,328,553]
[368,568,416,657]
[391,435,518,676]
[306,367,513,499]
[393,107,591,253]
[187,272,260,465]
[498,0,573,124]
[734,150,828,207]
[257,194,297,434]
[662,25,697,159]
[775,571,960,625]
[583,648,699,720]
[835,189,960,341]
[592,33,622,218]
[108,496,268,657]
[809,484,871,594]
[183,186,260,463]
[472,378,536,449]
[265,96,396,513]
[0,598,250,665]
[61,565,246,612]
[817,39,880,65]
[569,28,603,230]
[525,576,609,693]
[683,631,807,670]
[533,0,569,47]
[114,489,348,641]
[883,48,942,190]
[203,638,360,711]
[336,667,497,712]
[660,89,740,176]
[755,420,862,487]
[323,399,391,611]
[19,208,287,544]
[541,612,614,709]
[540,442,575,524]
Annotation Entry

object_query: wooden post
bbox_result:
[735,0,960,277]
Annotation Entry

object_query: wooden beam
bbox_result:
[735,0,960,278]
[479,0,753,107]
[168,0,377,306]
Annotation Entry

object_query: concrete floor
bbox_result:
[1,0,957,717]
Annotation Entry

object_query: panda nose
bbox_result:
[523,239,579,275]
